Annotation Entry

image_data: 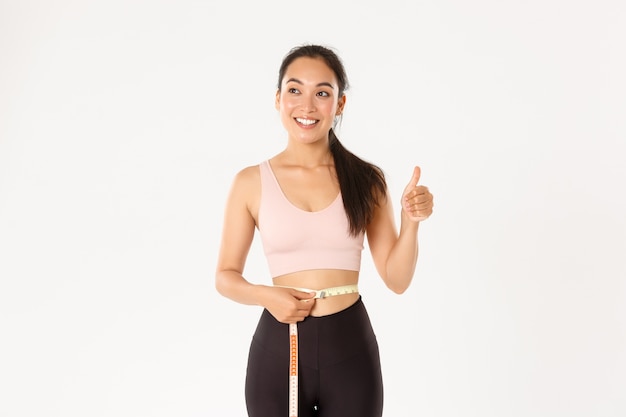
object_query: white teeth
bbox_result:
[296,118,317,126]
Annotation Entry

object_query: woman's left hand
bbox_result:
[401,166,434,222]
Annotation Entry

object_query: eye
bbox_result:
[317,91,330,97]
[288,88,300,94]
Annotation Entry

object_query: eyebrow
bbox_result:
[285,78,335,89]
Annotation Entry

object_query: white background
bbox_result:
[1,1,625,416]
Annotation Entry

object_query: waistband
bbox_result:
[254,296,374,351]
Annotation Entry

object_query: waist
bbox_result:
[273,269,359,286]
[273,270,360,316]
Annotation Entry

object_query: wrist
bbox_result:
[400,211,421,231]
[252,284,272,308]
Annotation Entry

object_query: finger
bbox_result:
[404,195,434,217]
[406,186,429,198]
[405,199,430,211]
[293,290,317,300]
[411,166,421,186]
[404,194,431,212]
[405,190,431,202]
[299,298,316,309]
[283,306,313,323]
[403,166,421,194]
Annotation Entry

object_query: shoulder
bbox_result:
[231,155,279,188]
[227,163,262,197]
[226,163,263,220]
[234,163,261,183]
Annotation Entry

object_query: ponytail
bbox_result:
[329,128,387,236]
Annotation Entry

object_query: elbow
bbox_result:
[214,271,227,297]
[383,266,416,294]
[384,276,411,294]
[214,279,223,296]
[387,283,409,295]
[383,270,414,294]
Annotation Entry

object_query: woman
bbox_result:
[215,44,433,417]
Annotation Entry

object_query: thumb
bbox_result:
[404,166,421,192]
[294,289,317,300]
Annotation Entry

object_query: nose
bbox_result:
[301,93,316,112]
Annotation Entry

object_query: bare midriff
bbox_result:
[273,269,360,317]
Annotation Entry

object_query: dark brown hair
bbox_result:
[277,44,387,236]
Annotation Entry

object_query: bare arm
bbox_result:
[214,166,315,322]
[214,167,261,303]
[366,166,433,294]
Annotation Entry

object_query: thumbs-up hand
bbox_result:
[402,166,433,222]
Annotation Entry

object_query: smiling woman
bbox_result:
[215,44,434,417]
[277,58,344,146]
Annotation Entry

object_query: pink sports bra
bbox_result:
[257,160,364,278]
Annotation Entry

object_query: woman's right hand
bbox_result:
[261,286,317,324]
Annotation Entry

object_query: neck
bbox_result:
[281,141,333,168]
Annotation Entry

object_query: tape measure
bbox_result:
[282,284,359,417]
[275,284,359,300]
[289,323,299,417]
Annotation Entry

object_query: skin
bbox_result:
[215,56,434,323]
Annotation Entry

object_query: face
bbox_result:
[275,57,346,145]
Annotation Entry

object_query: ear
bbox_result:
[335,94,346,116]
[275,89,280,110]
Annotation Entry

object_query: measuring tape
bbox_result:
[275,284,359,300]
[281,284,359,417]
[289,322,298,417]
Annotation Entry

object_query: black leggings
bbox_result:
[245,297,384,417]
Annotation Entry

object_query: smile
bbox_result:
[295,117,318,126]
